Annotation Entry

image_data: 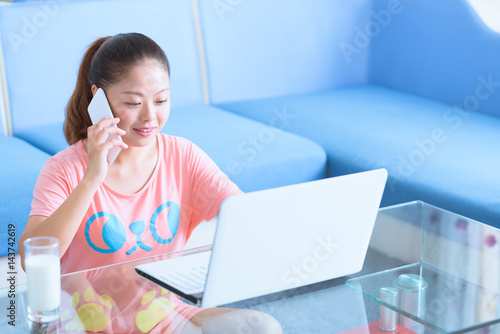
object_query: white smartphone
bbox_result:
[87,88,122,165]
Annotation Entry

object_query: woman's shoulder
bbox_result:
[158,133,196,151]
[45,140,87,170]
[158,134,209,166]
[33,141,86,191]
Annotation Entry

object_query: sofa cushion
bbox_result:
[0,137,50,255]
[163,105,328,192]
[218,84,500,227]
[16,122,67,156]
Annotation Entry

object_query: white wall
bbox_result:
[468,0,500,33]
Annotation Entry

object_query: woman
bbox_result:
[19,33,282,334]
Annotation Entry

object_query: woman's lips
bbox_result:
[133,127,155,137]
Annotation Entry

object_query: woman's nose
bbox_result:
[140,103,156,121]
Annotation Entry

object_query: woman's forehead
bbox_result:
[113,61,170,93]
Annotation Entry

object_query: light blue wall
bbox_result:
[369,0,500,118]
[198,0,372,104]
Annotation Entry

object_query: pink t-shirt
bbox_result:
[31,134,238,274]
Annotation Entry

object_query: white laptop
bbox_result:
[135,168,388,308]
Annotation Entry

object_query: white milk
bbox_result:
[26,254,61,311]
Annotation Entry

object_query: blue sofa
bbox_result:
[0,0,499,258]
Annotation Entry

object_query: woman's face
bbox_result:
[101,60,170,148]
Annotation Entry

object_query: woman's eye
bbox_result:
[126,102,141,106]
[157,99,168,104]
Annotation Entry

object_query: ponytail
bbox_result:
[64,37,110,145]
[64,33,170,145]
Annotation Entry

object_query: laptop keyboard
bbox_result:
[160,265,208,295]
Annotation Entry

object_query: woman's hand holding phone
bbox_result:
[84,117,128,186]
[84,88,128,187]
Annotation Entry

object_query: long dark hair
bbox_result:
[64,33,170,145]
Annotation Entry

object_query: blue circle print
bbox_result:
[150,202,180,244]
[85,212,127,253]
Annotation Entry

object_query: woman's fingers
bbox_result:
[98,116,120,128]
[84,118,127,185]
[88,118,125,144]
[88,132,128,158]
[89,116,116,131]
[94,126,125,144]
[108,139,128,150]
[108,126,126,137]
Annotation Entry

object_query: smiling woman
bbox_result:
[17,32,280,333]
[467,0,500,33]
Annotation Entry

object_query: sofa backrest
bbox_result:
[370,0,500,118]
[0,0,205,134]
[197,0,372,104]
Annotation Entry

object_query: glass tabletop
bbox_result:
[346,201,500,333]
[1,201,499,333]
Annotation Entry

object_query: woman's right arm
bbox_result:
[19,177,102,271]
[18,117,127,271]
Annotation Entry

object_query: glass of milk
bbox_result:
[24,237,61,322]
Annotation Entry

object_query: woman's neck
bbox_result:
[112,137,158,167]
[90,136,159,194]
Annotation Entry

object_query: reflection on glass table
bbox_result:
[0,244,375,333]
[347,201,500,333]
[2,246,215,333]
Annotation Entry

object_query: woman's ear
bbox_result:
[91,84,99,97]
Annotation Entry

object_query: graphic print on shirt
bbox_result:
[84,201,180,255]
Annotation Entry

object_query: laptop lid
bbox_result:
[135,168,387,307]
[201,168,388,307]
